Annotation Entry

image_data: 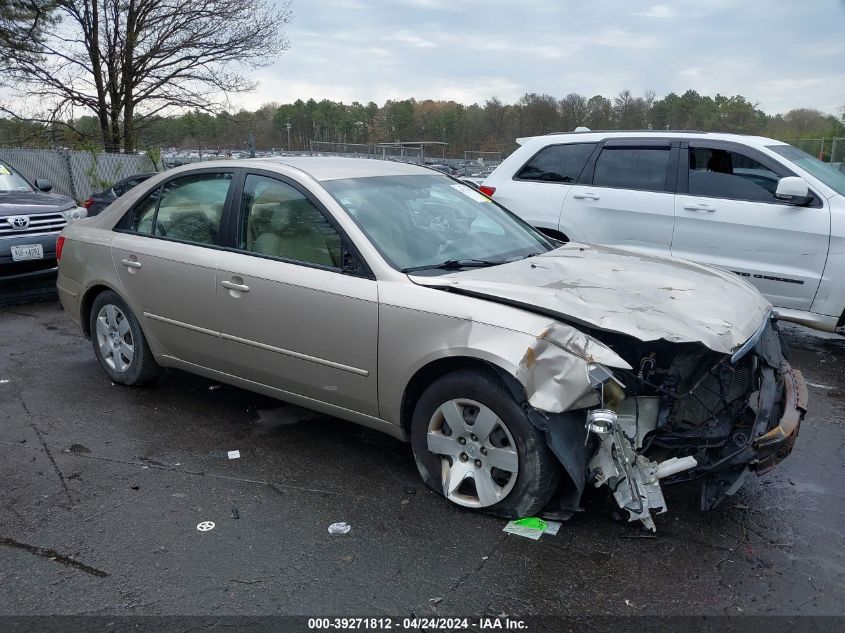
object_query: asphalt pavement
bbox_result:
[1,300,843,621]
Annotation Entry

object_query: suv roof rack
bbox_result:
[542,129,709,135]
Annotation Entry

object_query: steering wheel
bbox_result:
[429,215,451,231]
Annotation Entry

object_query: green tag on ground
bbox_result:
[512,517,547,531]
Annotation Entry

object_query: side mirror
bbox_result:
[35,178,52,192]
[775,176,812,206]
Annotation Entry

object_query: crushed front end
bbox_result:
[583,314,807,530]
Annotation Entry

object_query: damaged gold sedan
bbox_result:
[56,157,807,530]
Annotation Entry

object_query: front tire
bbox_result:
[89,290,161,385]
[411,369,560,517]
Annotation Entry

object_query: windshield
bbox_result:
[323,174,553,272]
[0,162,33,192]
[767,144,845,197]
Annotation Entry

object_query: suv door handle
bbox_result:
[120,258,142,269]
[221,280,250,292]
[683,203,716,212]
[572,192,600,200]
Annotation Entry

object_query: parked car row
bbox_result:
[55,156,807,529]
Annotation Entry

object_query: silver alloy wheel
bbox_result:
[426,398,519,508]
[95,304,134,373]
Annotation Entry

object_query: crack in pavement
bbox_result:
[72,451,365,497]
[12,392,73,504]
[0,537,108,577]
[419,532,509,616]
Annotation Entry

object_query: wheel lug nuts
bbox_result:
[458,437,466,445]
[459,453,468,462]
[474,459,482,468]
[470,434,478,442]
[480,447,487,455]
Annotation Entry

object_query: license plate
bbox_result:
[11,244,44,261]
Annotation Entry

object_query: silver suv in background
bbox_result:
[481,131,845,333]
[0,160,86,293]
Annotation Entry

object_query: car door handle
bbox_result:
[221,280,250,292]
[683,203,716,212]
[120,258,142,269]
[572,192,600,200]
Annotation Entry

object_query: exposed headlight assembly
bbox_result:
[62,207,87,222]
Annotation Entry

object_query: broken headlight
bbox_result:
[62,207,87,222]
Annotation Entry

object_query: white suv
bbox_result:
[481,131,845,333]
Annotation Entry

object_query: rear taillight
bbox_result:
[479,185,496,198]
[56,235,65,261]
[83,197,93,209]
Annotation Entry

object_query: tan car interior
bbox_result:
[243,180,341,267]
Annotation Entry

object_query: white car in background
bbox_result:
[481,131,845,333]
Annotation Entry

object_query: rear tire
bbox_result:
[411,368,560,518]
[89,290,161,385]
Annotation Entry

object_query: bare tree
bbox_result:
[559,92,587,131]
[1,0,292,151]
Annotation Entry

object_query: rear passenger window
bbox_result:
[120,173,232,244]
[688,147,780,202]
[593,147,670,192]
[516,143,595,183]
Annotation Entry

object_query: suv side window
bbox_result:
[239,174,342,268]
[516,143,596,183]
[593,146,671,192]
[688,147,780,202]
[119,172,232,244]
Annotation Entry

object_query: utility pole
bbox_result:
[285,122,292,152]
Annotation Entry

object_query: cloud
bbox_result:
[382,30,437,48]
[631,4,676,18]
[224,0,844,116]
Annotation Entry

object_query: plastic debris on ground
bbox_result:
[196,521,215,532]
[227,450,240,459]
[328,522,351,534]
[503,517,561,540]
[0,379,9,384]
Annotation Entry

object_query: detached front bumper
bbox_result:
[753,362,807,474]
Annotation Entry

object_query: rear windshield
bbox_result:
[767,144,845,196]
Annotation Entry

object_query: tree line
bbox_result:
[1,90,843,159]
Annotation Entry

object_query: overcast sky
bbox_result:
[234,0,845,115]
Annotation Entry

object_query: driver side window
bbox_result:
[688,147,780,203]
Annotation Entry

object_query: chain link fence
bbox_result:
[464,151,503,164]
[309,141,375,158]
[0,148,159,203]
[830,138,845,168]
[782,138,825,159]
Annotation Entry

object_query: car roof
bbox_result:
[517,130,788,150]
[232,156,435,181]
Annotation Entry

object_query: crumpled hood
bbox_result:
[410,243,772,354]
[0,191,75,216]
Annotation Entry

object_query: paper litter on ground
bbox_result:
[503,517,561,540]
